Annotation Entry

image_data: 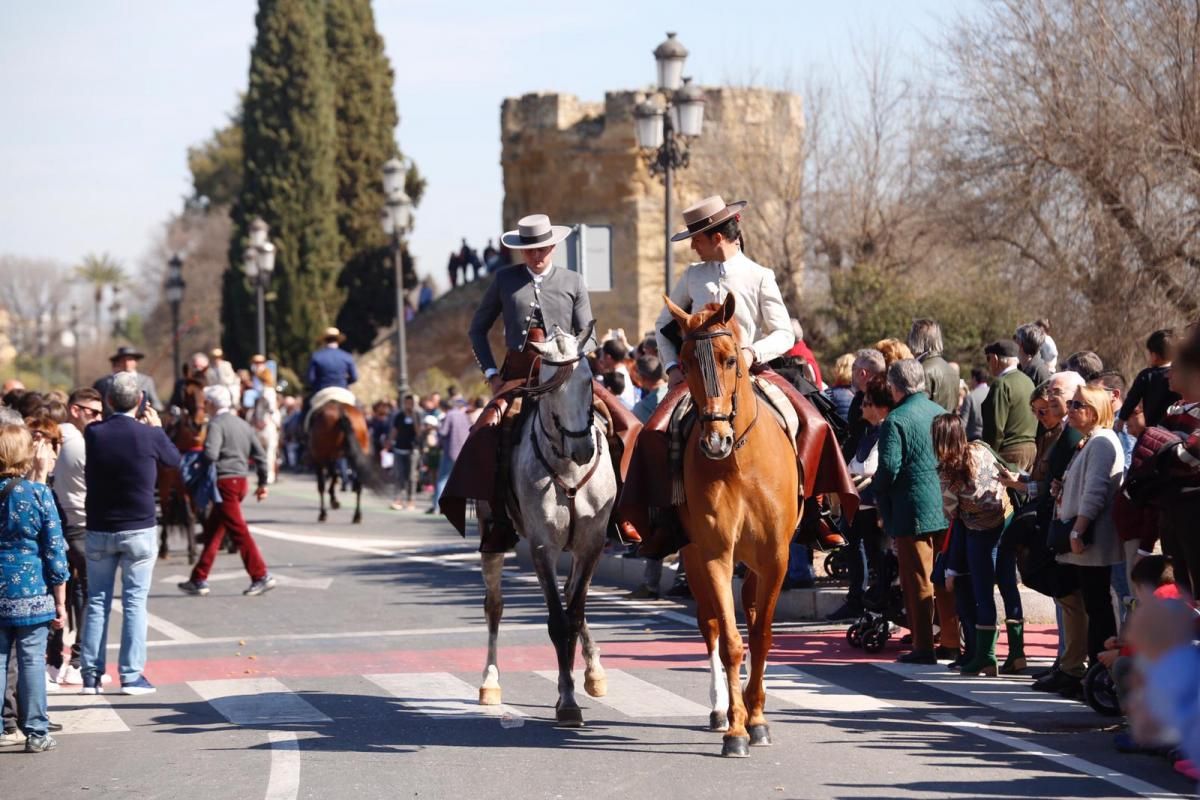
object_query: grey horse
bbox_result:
[478,323,615,727]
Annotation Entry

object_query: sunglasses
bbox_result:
[72,404,103,419]
[1067,400,1090,411]
[1033,406,1052,416]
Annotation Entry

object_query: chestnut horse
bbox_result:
[158,377,207,563]
[666,294,800,758]
[307,401,373,523]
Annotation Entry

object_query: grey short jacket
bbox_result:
[468,264,597,374]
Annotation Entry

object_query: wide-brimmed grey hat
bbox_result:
[671,195,748,242]
[108,345,145,362]
[501,214,572,250]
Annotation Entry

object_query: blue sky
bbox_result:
[0,1,967,299]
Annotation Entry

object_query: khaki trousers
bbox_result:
[896,530,960,653]
[1056,591,1089,677]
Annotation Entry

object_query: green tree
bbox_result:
[325,0,425,352]
[74,252,127,341]
[226,0,341,371]
[187,105,244,210]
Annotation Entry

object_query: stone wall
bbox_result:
[500,85,805,342]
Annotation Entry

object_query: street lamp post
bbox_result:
[109,288,128,340]
[381,156,415,396]
[68,304,80,387]
[165,254,186,379]
[241,218,276,357]
[634,32,706,293]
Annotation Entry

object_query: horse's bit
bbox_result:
[686,327,759,451]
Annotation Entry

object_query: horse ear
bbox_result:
[575,320,596,354]
[527,338,554,357]
[719,292,737,324]
[664,295,690,326]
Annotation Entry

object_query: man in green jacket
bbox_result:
[874,358,959,664]
[908,318,960,413]
[981,340,1039,470]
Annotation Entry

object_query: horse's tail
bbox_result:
[336,407,385,493]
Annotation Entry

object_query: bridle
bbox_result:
[685,326,759,451]
[522,348,602,549]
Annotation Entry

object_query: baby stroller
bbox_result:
[846,549,907,653]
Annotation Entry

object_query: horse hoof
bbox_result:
[331,499,341,510]
[318,512,327,523]
[555,706,584,728]
[479,686,502,706]
[748,724,772,746]
[721,736,751,758]
[584,677,607,698]
[352,514,362,525]
[708,711,729,732]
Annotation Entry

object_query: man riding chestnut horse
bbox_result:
[619,195,858,557]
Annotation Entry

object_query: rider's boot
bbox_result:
[480,511,519,554]
[636,506,687,560]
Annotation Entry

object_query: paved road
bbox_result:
[5,474,1193,799]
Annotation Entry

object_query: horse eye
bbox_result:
[725,356,737,368]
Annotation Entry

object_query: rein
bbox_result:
[524,349,602,549]
[686,327,760,451]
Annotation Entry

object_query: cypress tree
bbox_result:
[325,0,425,352]
[225,0,341,371]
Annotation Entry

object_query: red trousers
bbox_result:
[191,476,268,582]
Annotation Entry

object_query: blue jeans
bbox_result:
[0,622,50,736]
[432,454,455,510]
[963,519,1023,627]
[81,528,157,685]
[787,543,815,582]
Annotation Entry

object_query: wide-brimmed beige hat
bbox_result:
[320,326,346,343]
[501,214,572,250]
[670,195,748,242]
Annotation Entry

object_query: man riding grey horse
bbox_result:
[439,213,642,552]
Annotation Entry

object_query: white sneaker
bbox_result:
[0,729,24,747]
[100,674,112,685]
[58,665,83,685]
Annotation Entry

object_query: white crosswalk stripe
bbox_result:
[535,668,711,718]
[188,678,332,725]
[46,692,130,734]
[365,672,527,719]
[764,665,901,713]
[876,662,1091,714]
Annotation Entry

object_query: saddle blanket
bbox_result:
[305,386,358,430]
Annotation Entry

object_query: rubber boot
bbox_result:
[959,625,998,676]
[999,619,1026,675]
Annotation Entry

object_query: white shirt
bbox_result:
[51,423,86,529]
[655,250,795,371]
[613,363,637,409]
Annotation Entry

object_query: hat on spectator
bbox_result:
[984,340,1020,358]
[108,345,145,362]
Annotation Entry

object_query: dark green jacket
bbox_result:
[921,354,960,414]
[874,392,948,537]
[981,368,1038,453]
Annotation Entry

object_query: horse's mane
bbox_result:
[686,302,744,344]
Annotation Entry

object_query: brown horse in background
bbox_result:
[666,294,800,758]
[307,401,374,523]
[158,377,207,563]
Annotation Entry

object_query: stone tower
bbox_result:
[500,86,805,344]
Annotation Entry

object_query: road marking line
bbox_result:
[110,618,656,650]
[877,662,1090,714]
[534,668,710,718]
[46,693,129,734]
[931,714,1188,799]
[112,598,202,643]
[159,571,334,590]
[764,665,901,713]
[188,678,331,726]
[365,672,526,718]
[265,731,301,800]
[248,525,453,556]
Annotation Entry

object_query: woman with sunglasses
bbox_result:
[1048,384,1125,698]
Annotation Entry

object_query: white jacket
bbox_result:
[655,250,794,370]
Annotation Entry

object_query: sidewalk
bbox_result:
[516,542,1059,624]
